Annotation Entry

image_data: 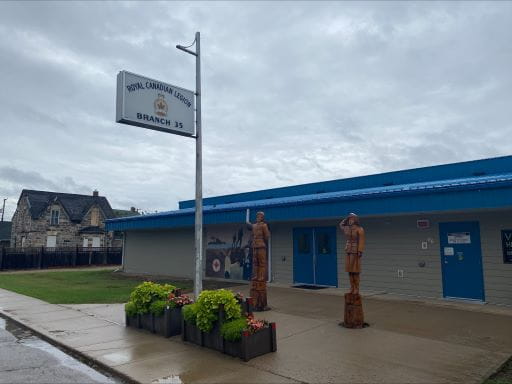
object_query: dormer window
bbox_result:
[50,209,60,225]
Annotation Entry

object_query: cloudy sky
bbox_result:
[1,1,511,219]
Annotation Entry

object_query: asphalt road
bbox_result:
[0,316,120,384]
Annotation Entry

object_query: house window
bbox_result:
[50,209,60,225]
[46,235,57,248]
[21,236,26,248]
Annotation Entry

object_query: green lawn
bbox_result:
[485,356,512,384]
[0,269,192,304]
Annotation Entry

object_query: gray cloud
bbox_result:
[0,1,511,220]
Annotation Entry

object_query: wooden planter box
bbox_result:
[182,306,277,361]
[182,320,203,346]
[202,321,224,352]
[125,314,141,328]
[224,323,277,362]
[140,313,154,332]
[153,308,182,337]
[126,308,182,338]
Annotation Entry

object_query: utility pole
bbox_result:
[1,198,6,222]
[177,32,203,299]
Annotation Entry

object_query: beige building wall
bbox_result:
[123,228,195,278]
[270,209,512,305]
[121,208,512,306]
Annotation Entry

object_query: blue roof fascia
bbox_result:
[179,155,512,209]
[105,173,512,231]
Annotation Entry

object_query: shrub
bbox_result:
[129,281,176,314]
[220,315,269,341]
[220,318,247,342]
[182,302,199,325]
[149,300,167,316]
[125,301,137,317]
[195,289,242,333]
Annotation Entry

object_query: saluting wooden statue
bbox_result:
[247,211,271,311]
[339,213,367,328]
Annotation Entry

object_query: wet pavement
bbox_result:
[0,315,122,384]
[1,286,512,383]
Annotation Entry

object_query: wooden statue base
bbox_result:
[340,293,369,329]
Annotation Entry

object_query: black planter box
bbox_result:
[153,308,182,337]
[182,320,203,346]
[223,323,277,361]
[125,314,141,329]
[202,322,224,352]
[139,313,154,332]
[182,313,277,361]
[126,308,183,338]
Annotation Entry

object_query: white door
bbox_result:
[46,235,57,248]
[92,237,100,248]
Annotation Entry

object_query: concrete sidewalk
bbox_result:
[1,287,511,384]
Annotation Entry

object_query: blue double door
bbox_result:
[439,221,485,301]
[293,227,338,287]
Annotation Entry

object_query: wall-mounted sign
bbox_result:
[116,70,195,137]
[447,232,471,244]
[444,247,454,256]
[417,219,430,229]
[502,230,512,263]
[205,226,271,282]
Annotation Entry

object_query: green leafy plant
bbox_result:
[220,318,247,342]
[149,300,167,316]
[125,301,137,317]
[195,289,242,333]
[182,302,199,325]
[128,281,176,314]
[220,315,270,341]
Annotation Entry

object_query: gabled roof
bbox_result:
[0,221,11,241]
[105,155,512,232]
[19,190,115,222]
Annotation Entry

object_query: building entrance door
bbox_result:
[439,221,485,301]
[293,227,337,287]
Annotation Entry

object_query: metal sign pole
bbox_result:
[176,32,203,299]
[194,32,203,298]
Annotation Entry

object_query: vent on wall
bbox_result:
[383,182,394,186]
[472,171,486,176]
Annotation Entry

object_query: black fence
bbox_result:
[0,247,122,271]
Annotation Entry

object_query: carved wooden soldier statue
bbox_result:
[247,211,271,311]
[340,213,365,294]
[339,213,367,328]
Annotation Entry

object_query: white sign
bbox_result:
[447,232,471,244]
[116,70,195,136]
[444,247,454,256]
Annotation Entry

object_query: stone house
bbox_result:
[10,189,123,248]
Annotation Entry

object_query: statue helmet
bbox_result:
[347,212,360,224]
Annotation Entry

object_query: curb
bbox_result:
[0,309,140,384]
